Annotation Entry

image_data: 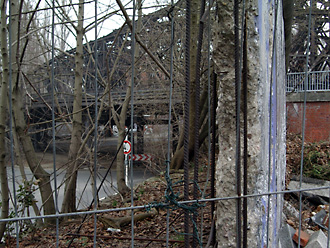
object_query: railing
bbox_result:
[28,88,183,108]
[286,70,330,92]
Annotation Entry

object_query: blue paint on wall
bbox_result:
[257,0,280,246]
[271,43,278,248]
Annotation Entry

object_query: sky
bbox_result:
[47,0,170,49]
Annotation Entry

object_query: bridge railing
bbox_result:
[286,70,330,92]
[28,87,182,108]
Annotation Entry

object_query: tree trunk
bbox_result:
[171,85,211,170]
[114,85,131,195]
[113,0,142,196]
[170,0,200,170]
[12,83,56,222]
[10,0,55,223]
[99,208,158,229]
[61,0,84,213]
[0,0,10,238]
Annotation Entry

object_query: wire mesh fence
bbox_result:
[0,0,329,247]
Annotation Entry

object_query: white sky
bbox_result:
[49,0,170,49]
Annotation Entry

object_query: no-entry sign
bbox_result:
[123,140,131,154]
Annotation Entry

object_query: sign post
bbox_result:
[123,138,132,187]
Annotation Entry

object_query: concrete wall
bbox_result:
[213,0,286,247]
[287,92,330,142]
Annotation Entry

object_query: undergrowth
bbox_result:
[287,133,330,181]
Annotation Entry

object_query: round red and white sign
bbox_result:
[123,140,131,154]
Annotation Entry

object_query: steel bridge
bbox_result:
[26,5,183,113]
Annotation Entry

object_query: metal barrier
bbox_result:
[2,1,328,247]
[286,71,330,92]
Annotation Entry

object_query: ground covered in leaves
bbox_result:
[6,169,212,247]
[5,133,330,247]
[286,133,330,183]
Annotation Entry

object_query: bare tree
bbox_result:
[61,0,85,214]
[170,0,211,170]
[0,0,10,238]
[9,0,56,223]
